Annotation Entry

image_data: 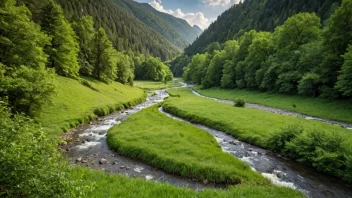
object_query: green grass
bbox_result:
[163,88,352,180]
[38,76,146,137]
[73,168,304,198]
[107,105,266,184]
[163,88,352,150]
[134,80,180,90]
[194,86,352,123]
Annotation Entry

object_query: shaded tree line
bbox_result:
[182,0,352,99]
[185,0,342,56]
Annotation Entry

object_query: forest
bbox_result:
[178,0,352,99]
[184,0,342,56]
[0,0,173,196]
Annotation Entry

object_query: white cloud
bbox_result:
[149,0,215,30]
[203,0,241,7]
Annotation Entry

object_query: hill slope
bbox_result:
[185,0,341,55]
[113,0,199,47]
[56,0,180,60]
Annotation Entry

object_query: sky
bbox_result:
[134,0,241,30]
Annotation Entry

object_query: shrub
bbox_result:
[0,66,56,117]
[267,125,304,155]
[0,104,89,197]
[234,97,246,107]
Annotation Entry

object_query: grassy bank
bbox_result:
[163,88,352,181]
[73,168,304,198]
[134,80,180,90]
[38,76,146,137]
[107,105,265,184]
[194,86,352,123]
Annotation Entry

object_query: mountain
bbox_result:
[112,0,199,47]
[185,0,341,55]
[55,0,181,61]
[193,25,203,36]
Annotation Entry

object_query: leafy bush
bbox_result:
[0,66,56,117]
[0,104,88,197]
[234,97,246,107]
[267,125,352,181]
[267,125,304,155]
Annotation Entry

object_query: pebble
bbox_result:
[99,158,108,164]
[76,157,82,163]
[120,166,125,169]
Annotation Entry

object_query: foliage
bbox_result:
[56,0,180,61]
[181,6,352,99]
[0,66,56,117]
[185,0,341,56]
[40,0,80,78]
[92,28,118,83]
[135,57,173,83]
[116,52,134,85]
[0,104,86,197]
[234,97,246,107]
[268,126,352,179]
[0,0,56,116]
[108,105,267,184]
[336,45,352,96]
[72,16,95,76]
[0,0,49,69]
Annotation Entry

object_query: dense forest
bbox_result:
[0,0,175,196]
[175,0,352,99]
[185,0,342,56]
[114,0,200,47]
[55,0,181,61]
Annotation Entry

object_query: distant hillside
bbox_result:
[113,0,199,47]
[185,0,341,55]
[193,25,203,36]
[56,0,180,60]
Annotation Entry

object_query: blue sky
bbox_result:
[134,0,240,30]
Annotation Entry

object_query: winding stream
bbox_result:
[63,85,352,197]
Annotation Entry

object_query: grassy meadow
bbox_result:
[193,86,352,123]
[38,76,146,137]
[134,80,180,90]
[163,88,352,180]
[107,105,266,184]
[73,168,304,198]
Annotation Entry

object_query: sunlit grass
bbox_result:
[134,80,180,90]
[72,166,304,197]
[38,76,146,137]
[194,86,352,123]
[163,88,352,148]
[108,105,266,184]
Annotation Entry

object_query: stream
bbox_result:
[63,86,352,197]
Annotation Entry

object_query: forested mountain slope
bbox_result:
[115,0,199,46]
[56,0,180,60]
[185,0,341,55]
[193,25,203,35]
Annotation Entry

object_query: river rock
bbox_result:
[66,148,70,152]
[76,157,82,163]
[81,160,88,164]
[203,180,208,184]
[98,131,105,135]
[86,136,94,142]
[99,158,108,164]
[120,166,125,169]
